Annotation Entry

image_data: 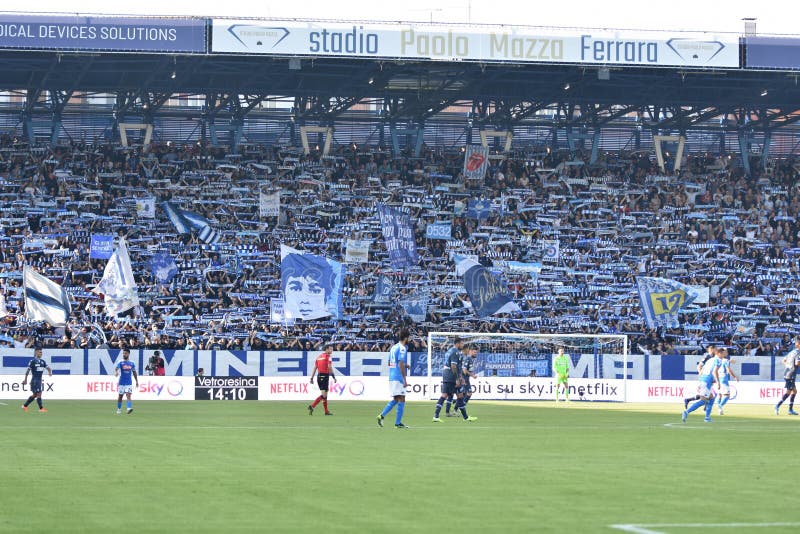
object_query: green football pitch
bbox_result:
[1,400,798,534]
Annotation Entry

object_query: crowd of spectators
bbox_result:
[1,131,799,357]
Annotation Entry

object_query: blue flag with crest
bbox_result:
[467,199,492,220]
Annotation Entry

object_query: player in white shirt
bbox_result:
[775,338,800,416]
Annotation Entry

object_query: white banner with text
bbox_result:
[0,375,195,400]
[212,19,739,68]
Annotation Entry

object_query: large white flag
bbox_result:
[345,239,370,263]
[259,191,281,217]
[93,238,139,317]
[23,265,72,326]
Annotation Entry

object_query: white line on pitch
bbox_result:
[611,522,800,533]
[610,526,664,534]
[662,423,796,432]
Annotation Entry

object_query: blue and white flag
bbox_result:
[733,319,756,338]
[455,255,521,318]
[281,245,345,321]
[23,265,72,327]
[467,198,492,220]
[89,234,114,260]
[377,204,418,269]
[425,222,452,241]
[636,276,700,329]
[150,253,178,284]
[373,275,394,304]
[539,240,560,262]
[162,202,220,245]
[506,261,543,282]
[92,238,139,317]
[135,198,156,218]
[401,291,429,323]
[506,261,543,274]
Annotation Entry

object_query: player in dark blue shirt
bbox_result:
[22,347,52,413]
[461,344,478,406]
[443,346,462,417]
[433,338,477,422]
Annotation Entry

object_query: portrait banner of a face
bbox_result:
[280,245,345,321]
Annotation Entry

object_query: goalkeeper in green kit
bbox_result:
[552,347,570,402]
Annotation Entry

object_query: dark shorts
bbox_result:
[785,378,796,391]
[462,380,472,395]
[29,379,43,394]
[441,381,457,395]
[317,374,330,391]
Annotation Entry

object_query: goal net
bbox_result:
[425,332,628,401]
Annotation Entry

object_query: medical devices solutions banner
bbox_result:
[0,15,206,53]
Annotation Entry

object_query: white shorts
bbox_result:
[389,381,407,397]
[118,384,134,395]
[697,383,713,398]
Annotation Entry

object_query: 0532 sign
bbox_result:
[425,223,452,240]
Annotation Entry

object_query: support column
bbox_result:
[737,131,751,176]
[389,124,424,157]
[761,130,772,170]
[565,129,600,164]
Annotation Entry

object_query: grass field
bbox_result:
[1,399,798,534]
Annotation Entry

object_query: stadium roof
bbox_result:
[2,50,800,131]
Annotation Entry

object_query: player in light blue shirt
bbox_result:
[115,348,139,414]
[377,329,410,429]
[716,348,738,415]
[682,350,720,423]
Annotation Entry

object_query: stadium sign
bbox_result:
[0,15,207,53]
[211,20,739,68]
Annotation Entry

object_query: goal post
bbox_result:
[426,332,628,402]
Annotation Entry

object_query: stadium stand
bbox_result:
[1,133,798,357]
